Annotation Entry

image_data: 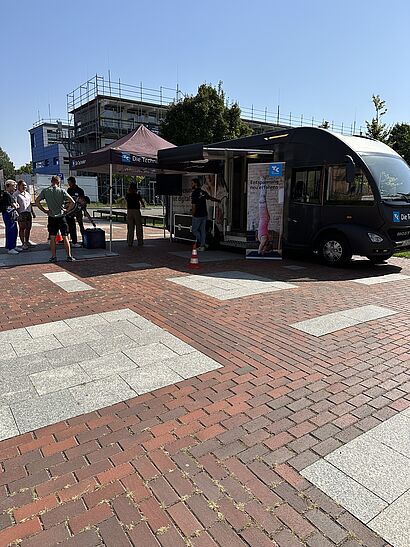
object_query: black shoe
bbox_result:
[49,256,57,263]
[66,256,76,262]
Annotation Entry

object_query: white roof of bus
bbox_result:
[330,131,401,158]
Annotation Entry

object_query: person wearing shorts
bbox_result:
[35,175,75,262]
[14,180,36,250]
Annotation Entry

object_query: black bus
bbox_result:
[159,127,410,265]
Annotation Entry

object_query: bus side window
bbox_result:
[326,166,374,204]
[291,169,321,204]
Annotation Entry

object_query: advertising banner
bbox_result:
[246,162,285,259]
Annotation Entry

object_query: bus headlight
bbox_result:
[368,233,384,243]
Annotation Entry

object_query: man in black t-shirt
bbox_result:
[191,178,220,251]
[66,176,85,246]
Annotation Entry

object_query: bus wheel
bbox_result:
[318,234,352,266]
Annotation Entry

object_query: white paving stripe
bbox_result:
[302,409,410,547]
[352,273,410,285]
[291,305,397,336]
[43,271,93,292]
[0,308,222,440]
[167,270,298,300]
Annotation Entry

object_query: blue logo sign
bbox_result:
[58,173,64,181]
[269,163,283,177]
[121,153,131,163]
[393,211,401,223]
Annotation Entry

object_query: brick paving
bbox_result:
[1,226,409,545]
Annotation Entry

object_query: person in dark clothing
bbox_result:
[125,183,145,246]
[191,178,220,251]
[65,195,96,242]
[1,180,20,254]
[66,176,85,247]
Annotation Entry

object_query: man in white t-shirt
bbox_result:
[14,180,36,250]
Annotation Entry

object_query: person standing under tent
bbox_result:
[125,182,145,247]
[35,175,75,262]
[66,176,85,247]
[1,180,20,254]
[14,180,36,250]
[191,178,220,251]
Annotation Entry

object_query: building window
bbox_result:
[63,157,70,165]
[53,157,59,165]
[326,166,374,205]
[290,168,322,204]
[31,133,36,148]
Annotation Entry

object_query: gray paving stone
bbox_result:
[0,342,17,359]
[352,273,410,285]
[128,262,153,268]
[127,315,163,332]
[325,436,410,503]
[43,271,76,282]
[64,314,109,329]
[30,364,91,395]
[120,363,183,394]
[340,305,397,322]
[366,412,410,458]
[100,309,137,322]
[283,264,306,270]
[88,334,139,356]
[368,490,410,547]
[159,333,198,355]
[0,353,52,376]
[54,327,102,347]
[79,353,138,380]
[165,351,222,379]
[93,320,144,341]
[123,342,177,366]
[26,320,72,338]
[0,406,19,441]
[12,335,62,356]
[0,327,31,343]
[11,391,82,434]
[69,375,137,413]
[301,459,387,523]
[54,280,94,292]
[43,343,100,367]
[0,375,38,406]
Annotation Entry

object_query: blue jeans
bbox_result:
[191,216,207,246]
[2,212,17,250]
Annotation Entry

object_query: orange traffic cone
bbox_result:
[187,243,201,269]
[56,232,63,244]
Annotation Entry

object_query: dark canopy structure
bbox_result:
[70,125,175,175]
[70,126,175,249]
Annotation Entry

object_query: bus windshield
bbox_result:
[363,154,410,199]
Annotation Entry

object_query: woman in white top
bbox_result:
[14,180,36,250]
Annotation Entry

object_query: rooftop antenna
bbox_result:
[48,103,51,121]
[108,69,112,95]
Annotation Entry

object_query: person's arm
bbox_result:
[138,193,146,208]
[35,192,48,215]
[84,208,96,227]
[206,192,220,203]
[64,193,75,214]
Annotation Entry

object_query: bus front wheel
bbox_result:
[318,233,352,266]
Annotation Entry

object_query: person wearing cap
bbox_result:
[191,178,220,251]
[1,180,20,254]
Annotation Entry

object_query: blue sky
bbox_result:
[1,0,409,167]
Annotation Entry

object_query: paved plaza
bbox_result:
[0,219,409,546]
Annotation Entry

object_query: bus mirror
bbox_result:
[346,155,355,184]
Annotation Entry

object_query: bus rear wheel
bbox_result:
[318,233,352,266]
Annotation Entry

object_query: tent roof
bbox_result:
[96,125,175,156]
[70,125,175,174]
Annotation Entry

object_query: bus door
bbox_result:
[286,167,323,245]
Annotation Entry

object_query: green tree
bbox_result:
[160,82,252,145]
[365,94,390,142]
[15,161,32,175]
[388,123,410,164]
[0,147,15,180]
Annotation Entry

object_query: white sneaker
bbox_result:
[28,241,37,247]
[15,246,23,251]
[72,243,82,248]
[8,248,19,255]
[197,246,206,252]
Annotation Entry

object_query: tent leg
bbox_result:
[109,164,113,252]
[212,174,217,237]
